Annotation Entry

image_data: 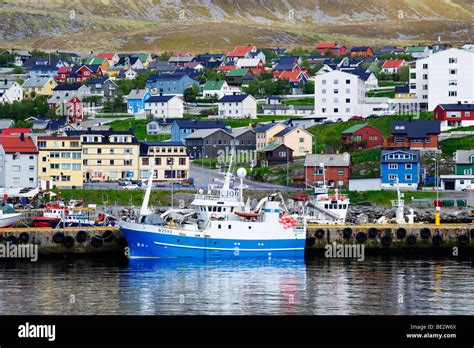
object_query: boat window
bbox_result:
[230,207,234,212]
[325,204,329,209]
[248,226,251,229]
[217,207,222,212]
[228,225,231,229]
[208,207,211,212]
[218,224,221,229]
[213,207,217,212]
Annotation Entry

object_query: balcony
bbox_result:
[383,136,410,149]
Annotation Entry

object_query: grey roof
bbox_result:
[262,105,291,111]
[0,119,14,129]
[126,89,148,99]
[231,128,255,137]
[304,153,351,167]
[0,80,18,90]
[22,77,53,88]
[183,128,230,140]
[455,150,474,164]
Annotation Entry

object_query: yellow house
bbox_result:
[37,136,83,188]
[394,85,416,99]
[22,77,57,99]
[65,129,140,182]
[272,127,313,157]
[139,142,189,181]
[255,122,287,150]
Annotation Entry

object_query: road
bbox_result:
[78,116,129,129]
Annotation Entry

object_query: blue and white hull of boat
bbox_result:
[120,222,305,259]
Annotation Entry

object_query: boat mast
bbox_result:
[140,153,155,216]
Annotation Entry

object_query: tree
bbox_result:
[184,85,199,103]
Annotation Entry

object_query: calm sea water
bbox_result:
[0,257,472,315]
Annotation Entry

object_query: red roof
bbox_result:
[98,52,116,60]
[278,70,307,83]
[57,66,71,74]
[218,65,236,71]
[0,135,38,153]
[226,45,256,57]
[1,128,31,135]
[316,42,338,49]
[382,59,405,69]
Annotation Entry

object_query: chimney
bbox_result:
[4,79,7,85]
[20,133,25,142]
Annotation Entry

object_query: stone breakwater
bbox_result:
[348,206,472,224]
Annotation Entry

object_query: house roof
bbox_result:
[437,103,474,111]
[97,52,117,60]
[455,150,474,164]
[1,128,32,135]
[146,73,191,82]
[0,135,38,153]
[231,128,255,137]
[254,122,284,132]
[140,141,185,156]
[173,119,226,130]
[126,89,149,100]
[53,83,84,91]
[65,129,139,144]
[382,59,405,69]
[0,119,14,129]
[226,68,250,77]
[351,46,372,52]
[278,70,306,82]
[304,153,351,167]
[391,120,441,138]
[145,95,177,103]
[406,46,428,53]
[316,42,338,49]
[381,149,420,163]
[342,124,369,135]
[236,58,261,68]
[348,68,373,81]
[274,127,295,137]
[226,46,256,57]
[22,77,54,88]
[184,128,231,140]
[218,94,250,103]
[203,80,226,90]
[395,85,410,94]
[257,143,290,152]
[86,57,107,65]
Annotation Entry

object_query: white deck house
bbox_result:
[218,93,257,119]
[144,95,184,118]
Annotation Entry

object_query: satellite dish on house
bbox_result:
[13,152,20,160]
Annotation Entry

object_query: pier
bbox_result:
[306,223,474,254]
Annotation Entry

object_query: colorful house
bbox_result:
[97,52,119,67]
[383,120,441,151]
[126,89,151,114]
[304,153,352,188]
[255,122,288,150]
[225,45,257,62]
[272,127,313,157]
[36,135,83,188]
[434,103,474,131]
[350,46,374,57]
[86,57,110,72]
[170,119,226,143]
[139,142,189,181]
[454,150,474,175]
[257,143,293,166]
[22,77,57,99]
[225,68,255,86]
[394,85,415,99]
[235,58,265,75]
[273,57,301,78]
[381,59,406,74]
[316,42,347,56]
[0,134,38,188]
[381,149,420,189]
[68,65,103,83]
[405,46,430,59]
[145,73,199,96]
[341,124,383,149]
[66,96,84,123]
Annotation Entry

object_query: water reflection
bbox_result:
[0,257,472,315]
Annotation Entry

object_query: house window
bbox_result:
[12,165,20,172]
[389,164,398,169]
[449,58,457,64]
[369,135,378,140]
[338,169,344,176]
[299,138,304,143]
[405,174,412,181]
[142,158,149,165]
[334,108,338,113]
[389,174,398,180]
[29,165,34,172]
[124,160,132,166]
[279,152,286,157]
[448,91,457,97]
[449,69,457,75]
[345,80,350,84]
[179,158,186,165]
[405,164,412,170]
[313,169,323,175]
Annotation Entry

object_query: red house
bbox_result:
[67,65,103,83]
[341,124,383,149]
[350,46,374,57]
[66,96,84,123]
[434,103,474,131]
[304,153,352,188]
[316,42,347,56]
[56,66,72,83]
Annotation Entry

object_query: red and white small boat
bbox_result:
[0,210,22,228]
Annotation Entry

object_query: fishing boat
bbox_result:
[0,210,22,228]
[32,203,109,228]
[119,157,306,259]
[304,186,350,225]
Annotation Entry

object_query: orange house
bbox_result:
[350,46,374,57]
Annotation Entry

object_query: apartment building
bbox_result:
[139,142,189,180]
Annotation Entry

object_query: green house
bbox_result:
[455,150,474,175]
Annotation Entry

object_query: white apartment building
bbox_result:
[314,70,367,121]
[218,93,257,119]
[409,48,474,111]
[144,95,184,118]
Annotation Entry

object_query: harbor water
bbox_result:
[0,256,473,315]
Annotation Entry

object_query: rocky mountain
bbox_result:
[0,0,472,52]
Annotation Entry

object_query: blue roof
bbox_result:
[274,127,294,137]
[351,46,371,51]
[53,83,83,91]
[349,68,372,81]
[391,120,441,138]
[438,103,474,111]
[218,94,250,102]
[145,95,175,103]
[140,141,185,156]
[254,122,281,132]
[173,119,226,130]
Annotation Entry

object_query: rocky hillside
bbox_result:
[0,0,472,52]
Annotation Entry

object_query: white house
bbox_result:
[48,83,90,106]
[0,80,23,103]
[218,93,257,119]
[0,135,38,189]
[409,48,474,110]
[202,80,239,99]
[406,46,431,59]
[144,95,184,118]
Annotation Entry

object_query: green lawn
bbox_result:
[378,81,406,87]
[55,189,191,206]
[107,119,171,141]
[366,90,395,98]
[442,125,474,133]
[348,190,439,206]
[183,115,297,128]
[282,98,314,106]
[439,135,474,156]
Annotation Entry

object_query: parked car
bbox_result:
[366,114,379,119]
[118,179,131,186]
[349,116,363,121]
[123,184,140,190]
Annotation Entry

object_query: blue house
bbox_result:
[146,73,199,96]
[171,119,227,143]
[126,89,151,114]
[381,149,420,190]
